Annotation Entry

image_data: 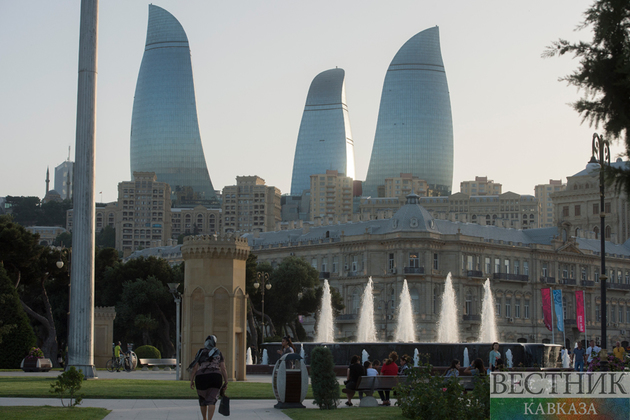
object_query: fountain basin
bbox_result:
[261,342,561,368]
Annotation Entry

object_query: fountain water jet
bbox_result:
[463,348,470,368]
[478,279,498,342]
[356,277,377,342]
[362,349,369,364]
[246,348,253,365]
[394,279,416,342]
[315,280,335,342]
[437,273,460,343]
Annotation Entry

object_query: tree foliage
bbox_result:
[0,264,36,368]
[97,258,179,357]
[545,0,630,193]
[95,225,116,249]
[5,196,72,227]
[310,346,339,409]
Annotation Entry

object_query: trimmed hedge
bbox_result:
[135,345,161,359]
[310,346,339,409]
[0,265,36,368]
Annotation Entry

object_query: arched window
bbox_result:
[575,228,580,237]
[593,226,599,239]
[605,225,612,239]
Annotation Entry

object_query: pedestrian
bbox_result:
[613,341,626,361]
[444,359,460,377]
[344,355,363,406]
[378,351,398,406]
[398,354,411,375]
[277,336,296,355]
[586,340,601,364]
[573,341,586,372]
[489,342,501,372]
[188,335,228,420]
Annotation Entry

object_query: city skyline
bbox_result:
[1,0,624,202]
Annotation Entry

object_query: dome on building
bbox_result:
[390,193,438,233]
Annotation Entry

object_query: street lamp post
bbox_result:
[591,133,610,352]
[168,283,182,380]
[254,272,271,340]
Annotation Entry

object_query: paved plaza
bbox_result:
[0,371,378,419]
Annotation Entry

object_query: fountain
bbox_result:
[246,348,253,365]
[260,276,561,370]
[478,279,497,342]
[505,349,513,368]
[562,349,570,368]
[362,349,369,364]
[437,273,460,342]
[356,277,377,342]
[300,344,305,360]
[394,279,416,342]
[315,280,335,342]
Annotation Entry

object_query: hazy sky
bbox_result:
[1,0,624,203]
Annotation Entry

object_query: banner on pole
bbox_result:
[541,288,552,331]
[576,290,586,333]
[553,289,564,332]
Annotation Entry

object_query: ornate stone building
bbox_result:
[245,194,630,349]
[552,159,630,244]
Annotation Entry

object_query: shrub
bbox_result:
[50,366,84,407]
[310,346,339,409]
[396,356,490,420]
[135,345,161,360]
[0,264,36,368]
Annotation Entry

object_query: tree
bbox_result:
[545,0,630,193]
[310,346,340,409]
[265,257,320,339]
[4,196,40,226]
[0,215,68,363]
[116,276,175,356]
[95,225,116,249]
[0,264,37,368]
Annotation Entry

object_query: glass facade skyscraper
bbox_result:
[130,5,217,203]
[363,27,453,197]
[290,68,355,196]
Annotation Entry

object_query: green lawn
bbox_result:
[283,407,406,420]
[0,406,110,420]
[0,376,275,399]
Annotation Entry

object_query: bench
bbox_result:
[139,358,177,371]
[343,376,404,407]
[442,375,476,391]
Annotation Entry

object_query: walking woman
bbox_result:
[189,335,228,420]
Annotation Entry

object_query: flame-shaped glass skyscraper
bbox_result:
[364,27,453,197]
[290,68,355,196]
[130,5,217,202]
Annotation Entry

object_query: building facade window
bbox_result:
[409,252,419,268]
[524,300,530,319]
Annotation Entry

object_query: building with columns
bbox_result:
[245,194,630,349]
[551,159,630,244]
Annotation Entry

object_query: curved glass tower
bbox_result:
[130,5,217,202]
[290,68,355,196]
[363,27,453,197]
